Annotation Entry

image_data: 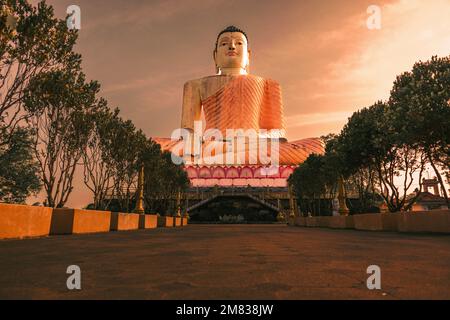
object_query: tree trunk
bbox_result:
[428,154,450,209]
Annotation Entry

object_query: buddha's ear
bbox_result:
[213,50,219,74]
[246,49,251,73]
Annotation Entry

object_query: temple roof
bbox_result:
[407,191,447,204]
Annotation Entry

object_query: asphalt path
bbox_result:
[1,224,449,299]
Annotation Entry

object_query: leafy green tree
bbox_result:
[289,154,327,216]
[81,103,119,210]
[1,0,80,136]
[389,55,450,208]
[1,1,81,205]
[321,134,343,199]
[322,134,380,214]
[338,102,426,212]
[141,139,164,212]
[23,68,100,208]
[108,119,148,212]
[143,146,190,215]
[0,125,40,203]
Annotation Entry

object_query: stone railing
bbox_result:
[0,203,187,240]
[290,210,450,233]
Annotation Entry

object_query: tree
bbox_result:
[1,0,80,138]
[141,139,165,212]
[0,125,40,203]
[1,1,80,205]
[143,149,190,215]
[289,154,327,216]
[23,68,100,208]
[389,55,450,208]
[108,119,148,213]
[81,103,118,210]
[322,134,382,214]
[321,134,343,200]
[338,102,426,212]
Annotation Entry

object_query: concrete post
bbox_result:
[134,165,145,214]
[338,176,350,216]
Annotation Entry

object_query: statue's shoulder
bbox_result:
[183,75,281,91]
[183,76,221,90]
[197,75,228,84]
[185,75,231,90]
[183,78,202,90]
[267,78,280,86]
[247,74,281,87]
[261,76,280,87]
[184,76,226,100]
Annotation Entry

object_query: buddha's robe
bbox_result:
[202,75,284,138]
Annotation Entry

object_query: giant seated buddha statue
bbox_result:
[154,26,324,187]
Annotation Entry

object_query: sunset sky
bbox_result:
[33,0,450,208]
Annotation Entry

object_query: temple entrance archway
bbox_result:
[188,194,279,223]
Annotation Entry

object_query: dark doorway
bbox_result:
[189,195,278,223]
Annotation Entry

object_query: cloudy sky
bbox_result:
[35,0,450,208]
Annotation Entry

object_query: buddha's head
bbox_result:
[214,26,250,75]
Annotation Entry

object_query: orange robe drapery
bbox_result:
[153,75,324,166]
[202,75,285,138]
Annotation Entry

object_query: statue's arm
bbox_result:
[181,80,202,132]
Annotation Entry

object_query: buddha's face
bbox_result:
[214,32,250,73]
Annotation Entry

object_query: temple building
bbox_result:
[410,178,448,211]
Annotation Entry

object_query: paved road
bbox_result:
[0,225,449,299]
